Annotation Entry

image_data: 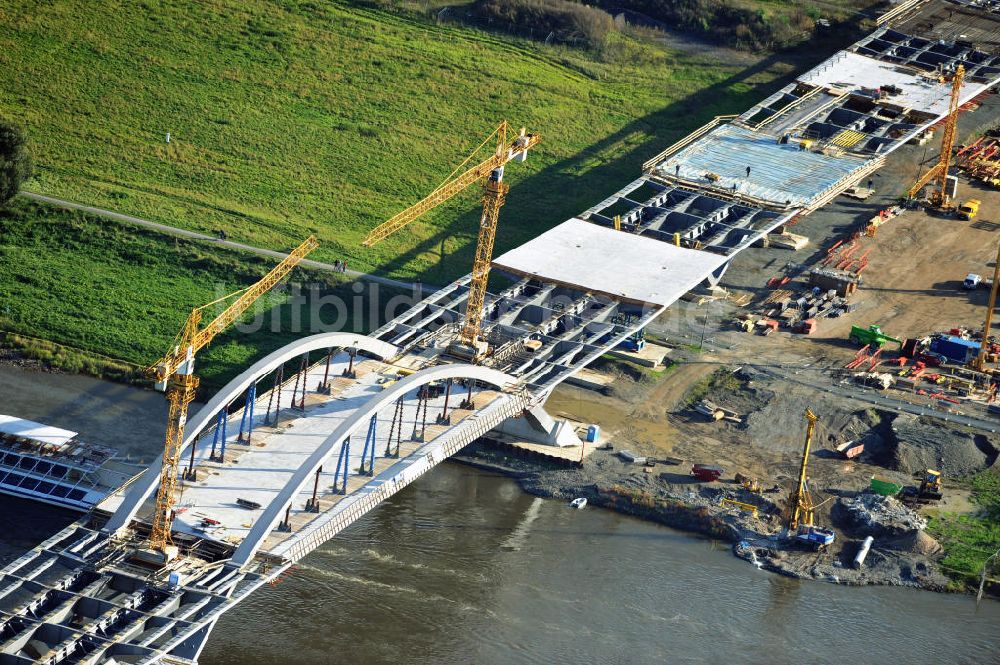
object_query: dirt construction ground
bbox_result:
[514,92,1000,590]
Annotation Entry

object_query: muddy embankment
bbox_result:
[452,441,956,593]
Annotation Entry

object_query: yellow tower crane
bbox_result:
[144,235,318,559]
[363,121,539,360]
[973,241,1000,373]
[907,64,965,207]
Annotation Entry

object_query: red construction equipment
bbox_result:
[867,347,883,371]
[846,344,873,369]
[766,275,791,288]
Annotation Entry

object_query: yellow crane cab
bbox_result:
[957,199,981,220]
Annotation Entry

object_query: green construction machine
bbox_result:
[849,324,902,349]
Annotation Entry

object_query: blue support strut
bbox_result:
[218,408,229,462]
[359,414,377,475]
[333,437,350,494]
[210,410,224,459]
[368,415,376,474]
[238,383,256,442]
[245,383,256,444]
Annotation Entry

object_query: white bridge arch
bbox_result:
[104,332,400,535]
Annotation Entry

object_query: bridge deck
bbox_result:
[100,357,500,555]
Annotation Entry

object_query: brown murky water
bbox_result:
[1,366,998,664]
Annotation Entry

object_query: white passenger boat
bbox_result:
[570,497,587,509]
[0,415,135,511]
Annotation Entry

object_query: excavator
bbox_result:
[918,469,944,501]
[902,468,944,504]
[788,409,836,550]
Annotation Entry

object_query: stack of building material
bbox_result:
[618,450,647,465]
[768,231,809,250]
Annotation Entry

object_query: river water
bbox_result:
[1,366,998,664]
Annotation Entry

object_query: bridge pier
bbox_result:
[358,414,377,475]
[278,504,293,532]
[237,382,257,444]
[411,391,429,442]
[318,348,334,394]
[459,379,475,409]
[385,398,403,458]
[493,405,583,448]
[332,437,350,494]
[210,408,228,462]
[264,365,284,425]
[705,259,731,287]
[291,355,308,410]
[342,347,357,379]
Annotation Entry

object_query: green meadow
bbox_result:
[0,0,804,285]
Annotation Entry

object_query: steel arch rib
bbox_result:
[104,332,399,535]
[230,363,516,566]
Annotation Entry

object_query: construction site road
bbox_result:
[19,191,428,293]
[755,364,1000,434]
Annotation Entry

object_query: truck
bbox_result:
[963,273,992,289]
[691,464,724,482]
[929,334,980,364]
[849,324,903,349]
[957,199,981,220]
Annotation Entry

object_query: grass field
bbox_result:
[0,0,816,285]
[0,199,393,391]
[928,470,1000,589]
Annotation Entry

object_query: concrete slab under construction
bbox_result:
[579,175,793,255]
[890,0,1000,53]
[798,51,988,115]
[655,124,870,207]
[491,218,728,307]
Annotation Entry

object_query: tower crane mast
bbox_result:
[907,64,966,206]
[145,235,318,557]
[363,121,539,359]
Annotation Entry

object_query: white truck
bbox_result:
[964,273,993,289]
